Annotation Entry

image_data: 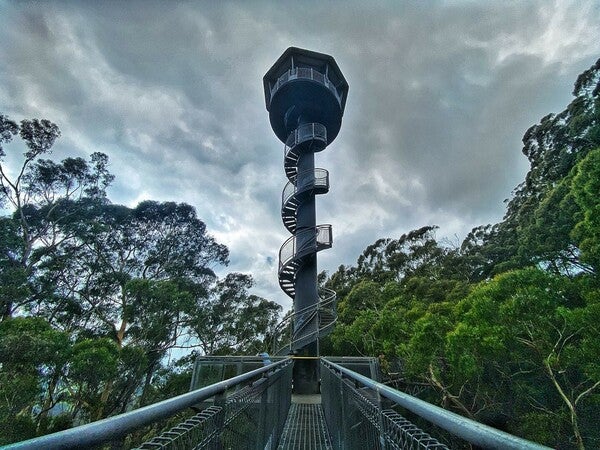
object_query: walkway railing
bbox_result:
[320,358,552,450]
[7,358,293,450]
[7,356,555,449]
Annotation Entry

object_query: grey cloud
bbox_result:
[1,0,599,307]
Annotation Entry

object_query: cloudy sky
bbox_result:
[1,1,599,310]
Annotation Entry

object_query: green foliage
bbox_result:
[0,113,280,444]
[571,148,600,271]
[323,58,600,448]
[0,317,71,442]
[445,269,599,446]
[337,280,383,324]
[69,338,119,387]
[189,272,282,356]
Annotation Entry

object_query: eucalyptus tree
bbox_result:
[0,114,113,319]
[462,58,600,278]
[188,272,281,356]
[29,200,231,416]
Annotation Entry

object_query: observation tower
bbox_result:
[264,47,348,394]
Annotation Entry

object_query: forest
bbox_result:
[0,57,599,448]
[322,58,600,449]
[0,116,281,443]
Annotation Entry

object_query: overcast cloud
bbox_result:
[1,1,599,310]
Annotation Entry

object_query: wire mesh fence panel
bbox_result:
[321,361,448,450]
[136,361,292,450]
[136,406,224,450]
[382,410,449,450]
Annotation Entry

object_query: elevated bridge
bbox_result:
[8,356,550,449]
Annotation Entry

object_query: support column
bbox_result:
[293,125,320,394]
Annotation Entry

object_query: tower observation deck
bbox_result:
[264,47,349,394]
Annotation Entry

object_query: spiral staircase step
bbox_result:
[275,121,338,357]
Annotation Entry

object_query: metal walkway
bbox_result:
[278,395,332,450]
[8,357,553,450]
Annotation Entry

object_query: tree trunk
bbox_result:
[428,364,475,420]
[36,369,62,432]
[544,359,585,450]
[140,356,159,407]
[95,379,114,421]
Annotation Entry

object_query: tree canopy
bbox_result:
[322,57,600,449]
[0,115,280,444]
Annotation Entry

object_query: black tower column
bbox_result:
[295,140,318,315]
[292,135,319,393]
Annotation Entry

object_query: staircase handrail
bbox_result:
[282,168,329,207]
[270,287,337,355]
[284,122,327,159]
[278,224,332,272]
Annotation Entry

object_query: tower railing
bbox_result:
[284,122,327,151]
[269,288,337,355]
[278,224,332,276]
[270,68,342,103]
[282,168,329,208]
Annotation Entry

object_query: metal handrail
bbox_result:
[278,224,332,272]
[270,288,337,355]
[270,67,341,103]
[7,358,292,450]
[316,224,332,247]
[284,122,326,155]
[321,358,552,450]
[282,168,329,208]
[285,122,327,148]
[286,306,337,353]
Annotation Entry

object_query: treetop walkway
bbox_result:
[7,356,551,450]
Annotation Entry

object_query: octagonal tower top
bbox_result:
[263,47,349,143]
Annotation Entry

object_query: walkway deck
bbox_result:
[278,395,332,449]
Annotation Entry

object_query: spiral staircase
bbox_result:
[270,122,339,355]
[263,48,348,392]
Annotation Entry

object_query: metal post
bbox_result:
[257,375,270,450]
[338,369,349,449]
[213,390,226,449]
[376,390,387,450]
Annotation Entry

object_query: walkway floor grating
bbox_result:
[278,399,332,449]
